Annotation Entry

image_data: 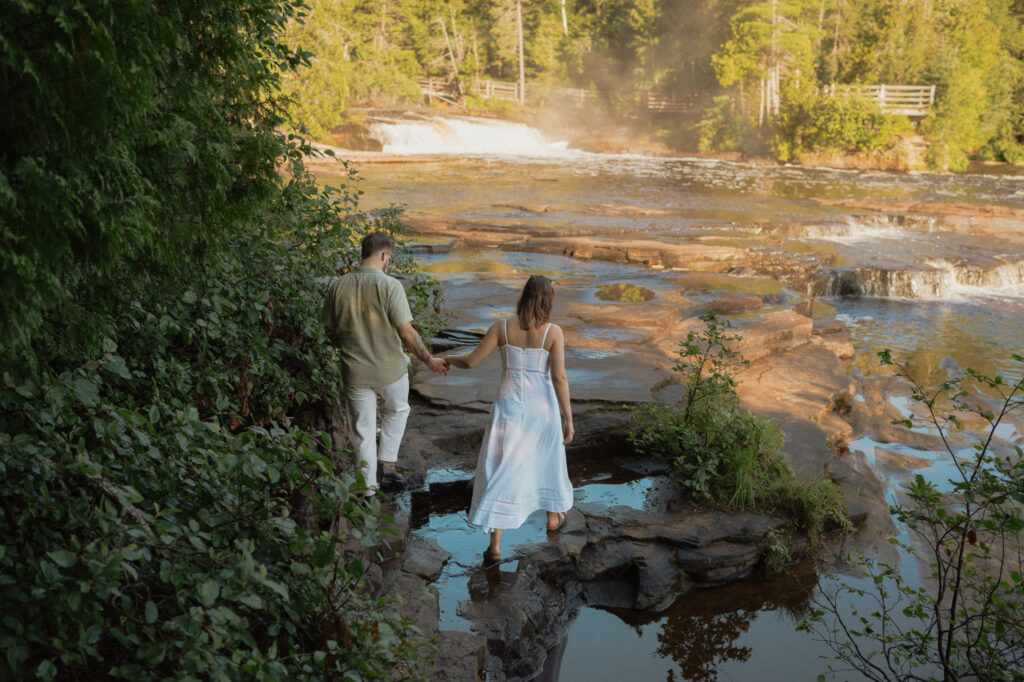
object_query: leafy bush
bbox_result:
[0,159,438,679]
[629,312,850,543]
[0,2,443,679]
[774,89,911,162]
[698,95,761,153]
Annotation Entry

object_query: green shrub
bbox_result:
[698,95,760,153]
[0,161,437,678]
[774,89,911,161]
[629,312,850,544]
[0,2,443,677]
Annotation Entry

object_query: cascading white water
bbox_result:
[365,114,571,156]
[812,258,1024,300]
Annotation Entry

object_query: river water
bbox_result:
[320,115,1024,680]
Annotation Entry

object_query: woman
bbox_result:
[445,275,574,563]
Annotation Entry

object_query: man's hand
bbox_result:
[427,356,450,375]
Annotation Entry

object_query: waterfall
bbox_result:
[812,258,1024,299]
[365,114,571,156]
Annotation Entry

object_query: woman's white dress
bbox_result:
[468,320,574,531]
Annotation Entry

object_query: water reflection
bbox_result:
[839,297,1024,382]
[652,563,816,682]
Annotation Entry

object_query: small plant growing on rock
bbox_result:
[629,311,849,544]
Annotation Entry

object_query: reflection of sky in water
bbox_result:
[576,327,645,342]
[574,477,652,507]
[835,297,1024,381]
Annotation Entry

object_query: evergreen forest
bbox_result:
[284,0,1024,170]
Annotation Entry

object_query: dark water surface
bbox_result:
[322,147,1023,680]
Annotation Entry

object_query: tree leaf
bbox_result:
[73,378,99,406]
[48,550,76,568]
[199,581,219,607]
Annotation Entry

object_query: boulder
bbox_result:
[675,542,761,585]
[423,630,487,682]
[402,535,452,581]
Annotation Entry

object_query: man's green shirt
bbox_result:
[322,266,413,388]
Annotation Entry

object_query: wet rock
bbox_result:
[591,202,672,217]
[874,446,933,475]
[513,235,749,272]
[395,572,440,637]
[328,122,383,152]
[730,310,813,364]
[494,203,551,213]
[406,239,456,254]
[402,535,452,581]
[423,630,487,681]
[675,542,761,585]
[825,448,895,553]
[698,292,764,315]
[577,539,655,581]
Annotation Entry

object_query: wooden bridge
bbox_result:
[417,77,593,107]
[419,77,936,117]
[827,84,936,117]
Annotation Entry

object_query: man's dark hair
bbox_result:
[361,231,394,260]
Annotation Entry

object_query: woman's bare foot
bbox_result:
[546,511,568,532]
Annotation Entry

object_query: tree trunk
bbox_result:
[437,18,462,96]
[561,0,568,36]
[517,0,526,105]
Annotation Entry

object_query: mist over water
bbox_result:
[365,114,572,156]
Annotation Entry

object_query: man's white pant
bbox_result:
[343,374,410,492]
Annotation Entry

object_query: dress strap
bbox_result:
[502,318,508,346]
[540,323,552,348]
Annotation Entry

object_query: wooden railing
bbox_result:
[417,76,594,107]
[827,84,936,117]
[640,91,703,113]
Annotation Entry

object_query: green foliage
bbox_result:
[0,2,445,678]
[806,351,1024,680]
[0,161,432,678]
[698,95,760,153]
[773,87,911,161]
[760,529,793,577]
[0,0,306,360]
[708,0,1024,168]
[628,312,850,544]
[281,0,423,139]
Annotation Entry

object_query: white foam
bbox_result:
[366,115,572,157]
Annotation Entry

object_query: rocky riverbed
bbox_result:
[329,227,927,679]
[312,141,1024,679]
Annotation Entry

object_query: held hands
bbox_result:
[427,356,450,375]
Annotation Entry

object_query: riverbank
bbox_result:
[315,108,1023,172]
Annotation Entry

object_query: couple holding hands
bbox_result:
[322,232,574,562]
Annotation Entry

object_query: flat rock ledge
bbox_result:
[350,480,812,681]
[457,504,802,681]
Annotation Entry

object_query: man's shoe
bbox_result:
[379,465,407,489]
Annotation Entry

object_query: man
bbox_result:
[322,231,448,495]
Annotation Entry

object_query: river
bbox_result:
[318,114,1024,681]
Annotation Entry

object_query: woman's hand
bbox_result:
[562,419,574,445]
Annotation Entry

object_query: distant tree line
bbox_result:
[284,0,1024,169]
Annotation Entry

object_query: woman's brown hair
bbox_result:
[515,275,554,330]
